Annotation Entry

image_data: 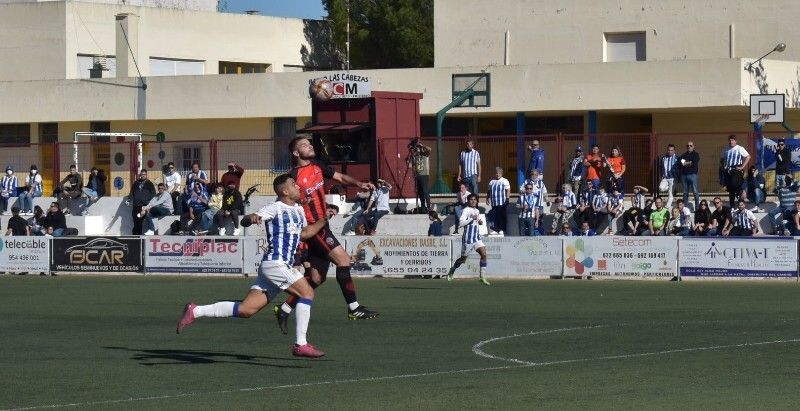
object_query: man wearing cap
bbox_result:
[680,141,701,210]
[567,147,585,196]
[774,138,792,190]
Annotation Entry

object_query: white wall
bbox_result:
[435,0,800,68]
[0,0,218,12]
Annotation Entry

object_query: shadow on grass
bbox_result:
[105,346,329,368]
[387,286,445,290]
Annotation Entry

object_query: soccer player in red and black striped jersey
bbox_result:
[272,136,378,330]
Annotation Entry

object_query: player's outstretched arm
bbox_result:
[332,171,375,191]
[300,209,333,240]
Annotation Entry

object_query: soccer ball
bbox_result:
[309,78,333,101]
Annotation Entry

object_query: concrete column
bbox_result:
[115,13,139,79]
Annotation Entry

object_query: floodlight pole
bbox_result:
[431,89,475,194]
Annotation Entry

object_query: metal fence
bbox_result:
[0,132,763,198]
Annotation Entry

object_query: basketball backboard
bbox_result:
[749,93,785,123]
[452,73,490,107]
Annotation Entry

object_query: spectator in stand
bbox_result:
[722,135,750,207]
[550,183,577,234]
[591,185,610,232]
[728,199,758,236]
[17,165,42,216]
[774,139,792,189]
[577,221,596,236]
[201,184,225,233]
[667,207,691,236]
[43,202,67,237]
[620,193,642,236]
[164,162,182,215]
[457,139,481,196]
[708,197,732,236]
[660,144,680,208]
[680,141,700,209]
[647,197,670,236]
[770,176,799,235]
[364,179,391,235]
[786,200,800,236]
[605,146,626,194]
[745,166,765,212]
[182,162,210,211]
[452,182,471,235]
[427,210,442,237]
[567,146,584,196]
[408,139,432,211]
[675,199,692,224]
[217,181,243,235]
[344,185,372,235]
[486,167,510,236]
[520,169,547,194]
[637,199,655,236]
[55,165,83,215]
[575,180,596,229]
[0,166,18,216]
[81,167,106,215]
[141,183,174,235]
[606,187,624,234]
[516,183,537,236]
[693,200,712,236]
[6,207,29,236]
[220,161,244,191]
[560,223,575,236]
[129,169,156,235]
[27,205,46,236]
[527,140,545,180]
[583,144,603,188]
[181,183,209,234]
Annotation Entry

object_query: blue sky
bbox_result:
[224,0,327,20]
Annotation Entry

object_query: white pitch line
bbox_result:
[5,323,800,411]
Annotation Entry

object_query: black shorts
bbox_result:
[307,224,341,257]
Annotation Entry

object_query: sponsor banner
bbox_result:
[144,237,243,274]
[310,73,371,99]
[51,237,143,272]
[243,237,336,275]
[344,236,453,277]
[459,236,562,278]
[563,237,678,280]
[679,237,798,278]
[0,237,49,273]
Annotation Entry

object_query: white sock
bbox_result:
[193,301,236,318]
[480,265,487,278]
[348,302,360,311]
[281,302,292,314]
[295,299,312,346]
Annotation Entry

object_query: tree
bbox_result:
[323,0,433,69]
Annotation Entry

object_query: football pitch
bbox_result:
[2,275,800,410]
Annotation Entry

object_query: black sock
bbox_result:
[335,266,358,305]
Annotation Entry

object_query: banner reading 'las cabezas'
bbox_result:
[50,237,143,272]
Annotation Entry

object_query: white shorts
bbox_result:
[250,261,304,300]
[461,240,485,257]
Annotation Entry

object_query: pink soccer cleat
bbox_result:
[176,302,197,334]
[292,344,325,358]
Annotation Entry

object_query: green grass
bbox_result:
[2,275,800,410]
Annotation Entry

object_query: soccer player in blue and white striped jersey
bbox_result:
[447,194,490,285]
[176,174,333,358]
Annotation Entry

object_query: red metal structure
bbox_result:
[300,91,423,198]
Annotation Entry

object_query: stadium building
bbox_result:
[0,0,799,195]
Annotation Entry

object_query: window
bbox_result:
[178,146,203,172]
[0,124,31,145]
[39,123,58,143]
[219,61,270,74]
[77,55,117,79]
[149,57,205,76]
[604,32,646,62]
[273,118,297,171]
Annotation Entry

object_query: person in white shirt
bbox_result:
[486,167,510,236]
[728,199,758,236]
[164,162,182,215]
[364,179,392,235]
[17,165,43,215]
[446,194,490,286]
